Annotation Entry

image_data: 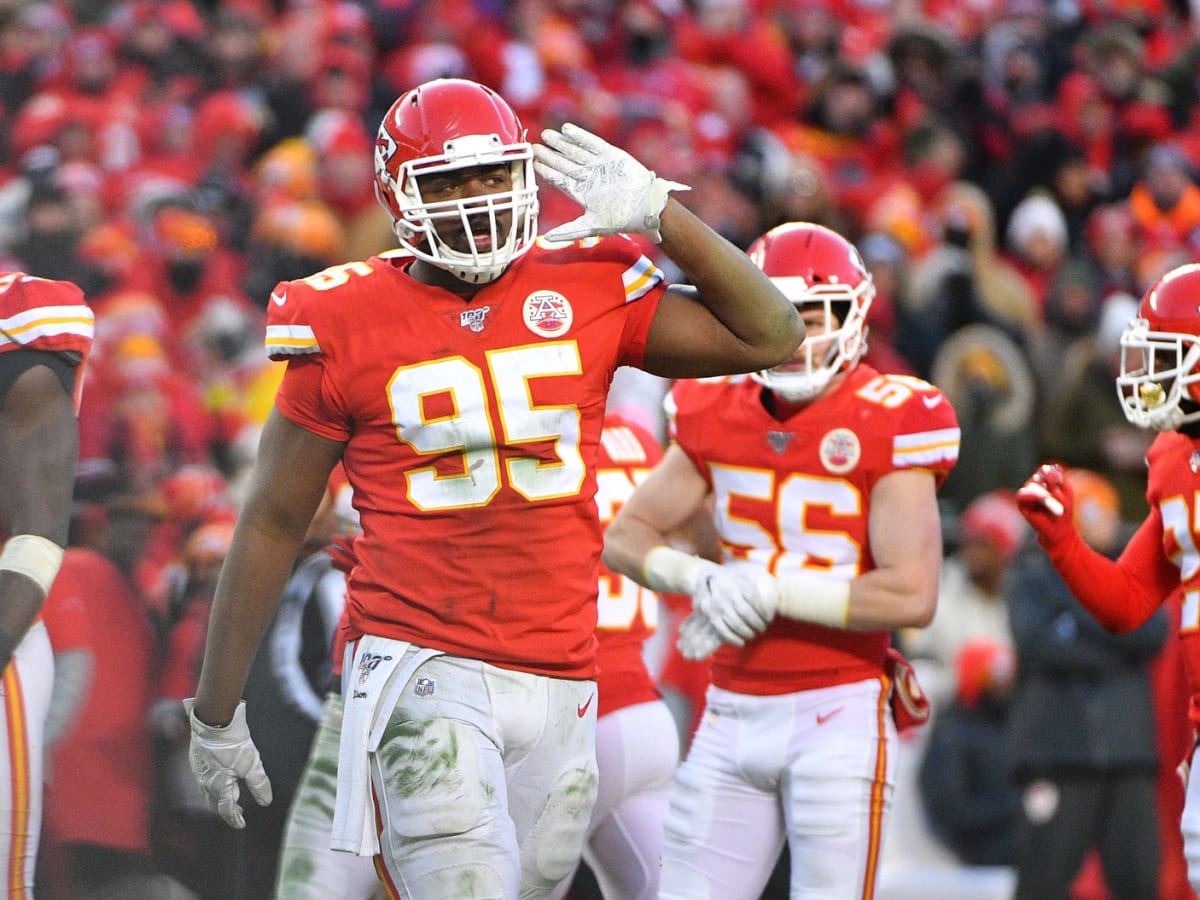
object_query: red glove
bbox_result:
[326,533,357,575]
[1016,463,1075,546]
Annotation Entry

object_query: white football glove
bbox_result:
[676,612,724,661]
[532,123,689,243]
[691,567,776,645]
[184,698,272,829]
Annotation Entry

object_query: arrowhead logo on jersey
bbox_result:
[767,431,795,454]
[819,428,861,474]
[522,290,573,337]
[270,290,288,307]
[460,305,491,333]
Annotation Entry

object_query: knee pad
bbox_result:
[523,756,599,886]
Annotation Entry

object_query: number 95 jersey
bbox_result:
[266,240,665,679]
[668,365,960,695]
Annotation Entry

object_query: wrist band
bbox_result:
[773,573,851,629]
[642,546,703,594]
[0,534,65,596]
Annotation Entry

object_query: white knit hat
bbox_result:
[1007,192,1068,253]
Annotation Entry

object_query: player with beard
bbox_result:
[183,77,802,900]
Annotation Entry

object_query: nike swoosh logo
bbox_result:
[577,694,594,718]
[270,290,287,307]
[922,394,942,408]
[816,706,845,725]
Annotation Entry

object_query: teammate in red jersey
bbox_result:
[184,77,802,900]
[549,411,679,900]
[1016,261,1200,894]
[603,222,960,899]
[0,270,94,896]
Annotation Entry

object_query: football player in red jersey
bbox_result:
[604,222,961,899]
[184,77,802,900]
[549,411,679,900]
[0,271,94,897]
[1016,261,1200,895]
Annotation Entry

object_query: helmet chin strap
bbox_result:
[447,262,506,284]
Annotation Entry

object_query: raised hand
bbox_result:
[1016,463,1075,546]
[532,123,689,243]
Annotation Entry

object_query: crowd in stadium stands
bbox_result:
[4,0,1200,897]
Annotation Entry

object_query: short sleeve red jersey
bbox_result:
[669,365,960,695]
[594,413,664,716]
[0,271,94,409]
[268,238,666,679]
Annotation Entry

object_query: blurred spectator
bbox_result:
[1026,260,1102,401]
[1128,142,1200,256]
[10,180,88,284]
[918,638,1020,867]
[76,331,221,498]
[901,489,1026,708]
[854,235,917,376]
[902,181,1037,378]
[37,518,163,899]
[775,60,900,224]
[1082,203,1142,300]
[1006,467,1166,900]
[303,109,393,261]
[149,519,240,900]
[1004,190,1070,314]
[127,464,237,630]
[1040,291,1152,521]
[930,323,1039,513]
[119,202,261,367]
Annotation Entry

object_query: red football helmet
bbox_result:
[747,222,874,401]
[1117,262,1200,430]
[374,78,539,284]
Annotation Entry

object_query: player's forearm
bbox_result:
[656,200,803,365]
[773,566,936,632]
[602,516,675,589]
[1042,529,1166,633]
[193,522,306,725]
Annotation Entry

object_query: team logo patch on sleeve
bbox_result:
[522,290,573,336]
[819,428,862,474]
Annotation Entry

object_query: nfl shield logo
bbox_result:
[414,677,435,697]
[460,306,491,333]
